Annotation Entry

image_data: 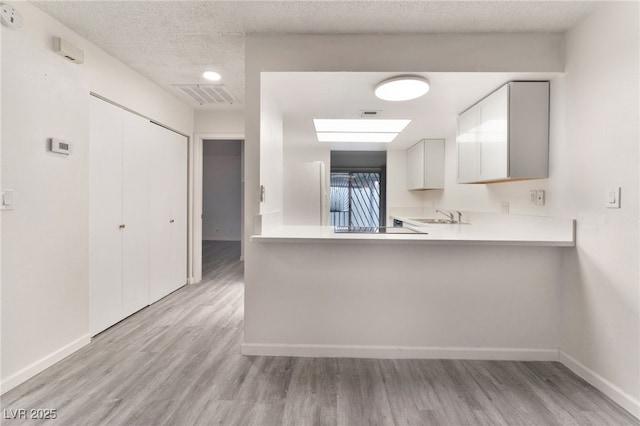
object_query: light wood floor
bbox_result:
[2,241,638,425]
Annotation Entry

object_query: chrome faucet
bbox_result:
[436,209,455,223]
[435,209,463,224]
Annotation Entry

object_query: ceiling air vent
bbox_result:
[360,110,382,118]
[173,84,239,106]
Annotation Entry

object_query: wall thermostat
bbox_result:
[50,138,71,155]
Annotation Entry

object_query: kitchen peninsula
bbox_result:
[252,212,575,246]
[244,213,575,361]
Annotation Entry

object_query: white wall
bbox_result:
[555,2,639,416]
[202,141,242,241]
[1,2,193,391]
[194,109,244,135]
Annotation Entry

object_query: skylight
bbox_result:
[313,119,410,133]
[316,132,399,143]
[313,119,411,143]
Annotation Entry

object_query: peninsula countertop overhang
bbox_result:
[251,213,576,247]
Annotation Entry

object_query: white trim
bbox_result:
[241,343,559,361]
[1,334,90,395]
[190,135,203,284]
[559,351,640,419]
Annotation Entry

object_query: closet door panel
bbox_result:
[169,133,188,290]
[149,124,175,303]
[122,113,151,316]
[89,96,124,336]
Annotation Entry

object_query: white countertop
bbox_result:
[251,212,576,247]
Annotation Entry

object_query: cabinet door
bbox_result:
[477,85,509,181]
[406,141,425,190]
[423,139,445,189]
[89,96,124,336]
[149,124,187,302]
[457,106,480,183]
[122,113,151,317]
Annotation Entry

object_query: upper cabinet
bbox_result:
[407,139,445,190]
[457,81,549,184]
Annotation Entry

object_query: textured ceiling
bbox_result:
[31,1,600,110]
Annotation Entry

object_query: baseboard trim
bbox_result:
[559,351,640,419]
[241,343,559,361]
[1,334,90,395]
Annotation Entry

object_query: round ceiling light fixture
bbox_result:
[202,71,222,81]
[374,75,430,101]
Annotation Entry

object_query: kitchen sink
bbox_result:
[409,218,451,224]
[334,226,427,234]
[408,218,470,224]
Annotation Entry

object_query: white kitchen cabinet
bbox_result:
[90,96,187,336]
[406,139,445,190]
[457,81,549,184]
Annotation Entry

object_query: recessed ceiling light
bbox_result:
[317,132,398,143]
[314,119,411,133]
[202,71,221,81]
[374,75,430,101]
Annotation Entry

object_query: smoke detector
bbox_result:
[1,3,23,29]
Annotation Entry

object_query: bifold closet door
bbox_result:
[90,96,152,336]
[121,112,150,317]
[149,124,188,303]
[89,97,125,335]
[169,131,188,289]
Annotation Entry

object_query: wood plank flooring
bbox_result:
[2,241,638,425]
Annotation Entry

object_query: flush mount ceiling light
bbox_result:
[202,71,221,81]
[374,75,430,101]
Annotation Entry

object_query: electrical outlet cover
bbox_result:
[0,3,23,30]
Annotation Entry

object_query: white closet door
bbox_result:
[169,132,188,289]
[122,112,151,317]
[89,96,124,336]
[149,124,187,302]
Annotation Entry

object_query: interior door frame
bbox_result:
[191,133,245,284]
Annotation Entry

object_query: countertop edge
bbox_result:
[251,235,575,247]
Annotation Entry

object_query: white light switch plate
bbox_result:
[605,187,621,209]
[1,189,15,210]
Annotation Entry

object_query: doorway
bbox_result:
[330,151,387,227]
[330,171,383,227]
[201,139,244,278]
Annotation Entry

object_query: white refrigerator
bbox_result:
[284,161,329,225]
